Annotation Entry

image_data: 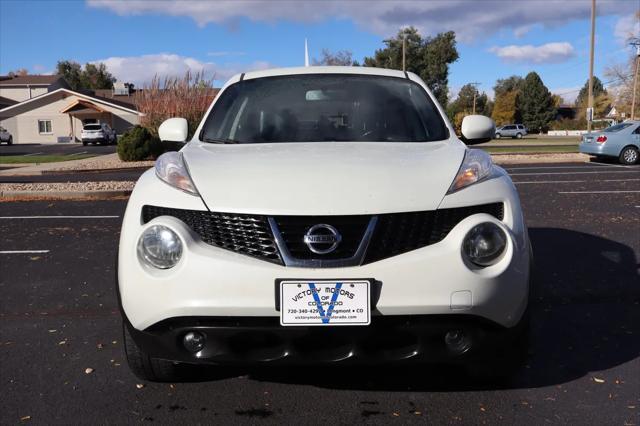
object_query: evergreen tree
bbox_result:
[363,27,458,106]
[575,76,607,107]
[519,72,556,132]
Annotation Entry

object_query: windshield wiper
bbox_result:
[202,137,241,144]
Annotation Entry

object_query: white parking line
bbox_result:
[0,250,50,254]
[506,164,628,171]
[23,152,43,157]
[67,151,88,156]
[510,170,640,176]
[558,191,640,194]
[514,178,640,184]
[0,215,119,219]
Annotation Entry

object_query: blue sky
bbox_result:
[0,0,638,102]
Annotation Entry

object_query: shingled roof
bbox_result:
[0,75,63,86]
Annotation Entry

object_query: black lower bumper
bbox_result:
[124,312,528,365]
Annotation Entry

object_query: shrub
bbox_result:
[117,126,164,161]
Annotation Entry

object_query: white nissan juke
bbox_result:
[118,66,532,382]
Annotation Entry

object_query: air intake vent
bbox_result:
[141,206,282,264]
[141,203,503,267]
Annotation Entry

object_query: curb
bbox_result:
[0,166,151,177]
[0,189,132,200]
[41,166,152,175]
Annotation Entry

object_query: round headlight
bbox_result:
[462,222,507,267]
[137,225,183,269]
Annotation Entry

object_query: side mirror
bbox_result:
[460,115,495,145]
[158,118,188,143]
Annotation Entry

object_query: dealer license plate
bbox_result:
[279,280,371,326]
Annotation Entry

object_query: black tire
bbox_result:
[7,136,12,145]
[619,146,639,165]
[82,141,87,146]
[516,133,522,139]
[123,323,184,382]
[495,133,501,139]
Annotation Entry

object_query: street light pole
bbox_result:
[587,0,596,132]
[631,39,640,121]
[469,82,481,115]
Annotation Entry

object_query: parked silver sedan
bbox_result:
[579,121,640,165]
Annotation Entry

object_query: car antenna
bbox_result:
[304,38,309,67]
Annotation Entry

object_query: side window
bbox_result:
[38,120,52,134]
[633,125,640,135]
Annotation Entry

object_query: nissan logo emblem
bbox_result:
[303,224,342,254]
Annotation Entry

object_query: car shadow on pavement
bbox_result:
[243,227,639,391]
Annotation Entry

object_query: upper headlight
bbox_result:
[155,151,198,195]
[448,149,494,193]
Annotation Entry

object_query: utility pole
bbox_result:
[587,0,596,131]
[469,82,481,114]
[402,34,406,72]
[631,38,640,120]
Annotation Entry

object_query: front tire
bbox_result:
[82,140,87,146]
[619,146,639,165]
[516,133,522,139]
[123,323,184,382]
[8,136,13,145]
[495,133,501,139]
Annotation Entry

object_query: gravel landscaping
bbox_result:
[0,181,135,192]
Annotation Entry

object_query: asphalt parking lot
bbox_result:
[0,142,116,157]
[1,162,638,425]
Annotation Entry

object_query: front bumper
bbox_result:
[119,170,530,332]
[123,311,529,365]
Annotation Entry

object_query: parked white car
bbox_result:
[0,126,12,145]
[118,67,532,382]
[81,123,116,145]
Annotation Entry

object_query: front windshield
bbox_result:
[200,74,449,143]
[602,123,633,133]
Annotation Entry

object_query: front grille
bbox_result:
[142,203,503,266]
[141,205,282,264]
[273,215,371,260]
[364,203,504,264]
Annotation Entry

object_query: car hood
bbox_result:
[182,140,466,215]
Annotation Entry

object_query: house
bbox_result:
[0,74,69,106]
[0,78,142,144]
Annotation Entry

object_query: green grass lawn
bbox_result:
[479,145,579,154]
[0,154,97,164]
[479,136,581,147]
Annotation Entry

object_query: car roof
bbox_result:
[240,66,409,82]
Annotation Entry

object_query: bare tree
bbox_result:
[312,49,356,66]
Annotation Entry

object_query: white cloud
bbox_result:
[91,53,273,86]
[614,13,640,44]
[489,42,575,64]
[87,0,636,41]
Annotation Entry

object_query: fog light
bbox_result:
[444,329,472,355]
[137,225,182,269]
[183,331,206,353]
[462,222,507,267]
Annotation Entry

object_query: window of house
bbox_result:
[38,120,52,134]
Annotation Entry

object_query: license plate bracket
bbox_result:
[278,279,371,326]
